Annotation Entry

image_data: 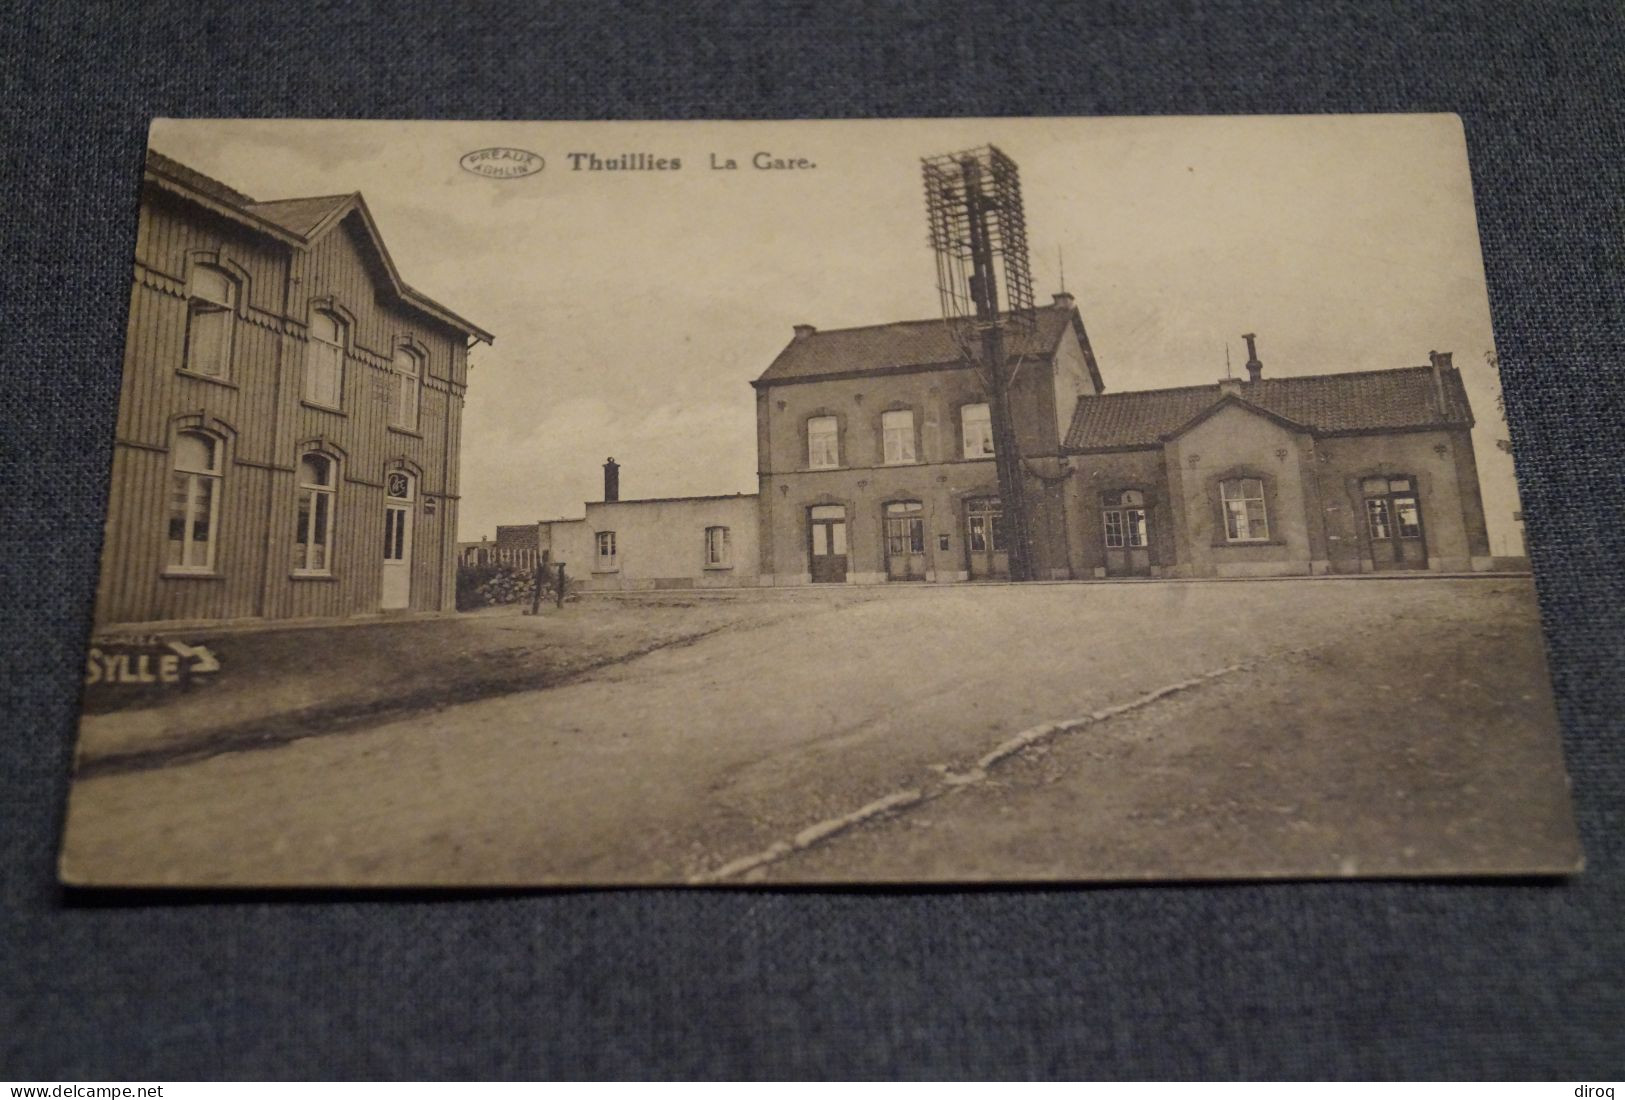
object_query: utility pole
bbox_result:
[923,145,1040,581]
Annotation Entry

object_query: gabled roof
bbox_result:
[244,194,355,237]
[753,302,1090,387]
[1064,365,1474,452]
[143,151,493,344]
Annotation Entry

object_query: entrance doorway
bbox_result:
[883,500,926,581]
[808,504,847,583]
[1102,489,1152,577]
[965,496,1009,580]
[1362,475,1427,571]
[382,471,415,609]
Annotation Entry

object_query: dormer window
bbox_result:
[184,265,237,379]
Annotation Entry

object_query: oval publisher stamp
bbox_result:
[459,147,544,178]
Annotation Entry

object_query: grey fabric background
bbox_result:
[2,0,1621,1079]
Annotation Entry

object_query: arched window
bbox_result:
[303,310,346,409]
[167,430,222,572]
[1219,478,1269,542]
[390,346,422,430]
[293,452,337,574]
[961,403,994,458]
[807,415,839,469]
[184,265,237,379]
[881,409,916,464]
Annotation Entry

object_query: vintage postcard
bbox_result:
[59,115,1581,886]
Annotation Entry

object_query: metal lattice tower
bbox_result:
[922,144,1040,581]
[922,146,1039,362]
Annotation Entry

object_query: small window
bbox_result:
[167,430,223,573]
[595,530,618,570]
[293,452,337,574]
[881,409,916,464]
[304,310,346,409]
[807,416,839,469]
[705,526,731,567]
[184,265,237,379]
[961,403,994,458]
[390,347,422,430]
[1220,478,1269,542]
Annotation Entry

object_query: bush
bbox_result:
[456,562,537,611]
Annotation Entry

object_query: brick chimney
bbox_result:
[603,457,620,502]
[792,324,817,339]
[1242,333,1263,382]
[1428,350,1453,416]
[1052,291,1075,310]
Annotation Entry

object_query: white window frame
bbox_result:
[705,525,732,568]
[1220,478,1270,542]
[807,416,840,469]
[966,497,1004,552]
[390,346,422,430]
[184,264,237,380]
[303,309,347,410]
[166,430,223,574]
[595,530,618,571]
[961,403,994,459]
[293,451,338,575]
[881,409,917,464]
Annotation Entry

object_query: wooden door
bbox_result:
[382,472,415,609]
[808,504,847,584]
[1102,490,1152,577]
[883,501,926,581]
[965,496,1009,579]
[1362,475,1428,571]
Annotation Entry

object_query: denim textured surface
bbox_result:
[2,0,1621,1079]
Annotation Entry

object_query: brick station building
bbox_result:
[752,302,1491,584]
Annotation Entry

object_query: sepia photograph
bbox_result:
[59,114,1581,887]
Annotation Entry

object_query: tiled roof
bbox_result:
[1064,365,1474,451]
[145,150,256,207]
[245,195,355,236]
[754,303,1077,385]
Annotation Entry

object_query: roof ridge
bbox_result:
[1090,363,1447,401]
[797,300,1070,340]
[245,193,357,207]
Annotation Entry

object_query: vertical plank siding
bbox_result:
[97,181,477,628]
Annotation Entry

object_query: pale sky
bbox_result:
[150,115,1522,553]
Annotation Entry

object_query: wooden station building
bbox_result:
[95,152,492,628]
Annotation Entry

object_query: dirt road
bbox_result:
[58,578,1581,886]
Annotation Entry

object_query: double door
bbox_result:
[809,504,848,583]
[1101,489,1152,577]
[1363,475,1427,570]
[965,496,1009,580]
[883,501,926,581]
